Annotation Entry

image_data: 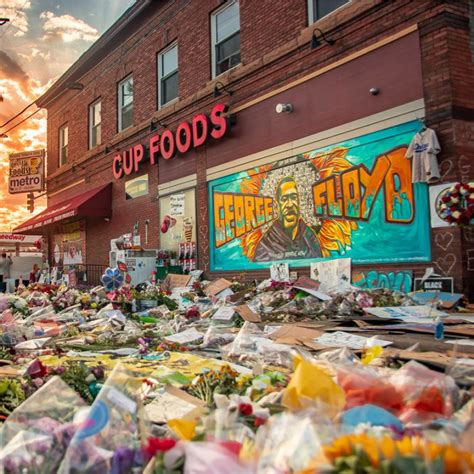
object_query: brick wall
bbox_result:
[41,0,474,296]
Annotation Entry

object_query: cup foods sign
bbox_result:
[112,103,232,179]
[8,149,45,194]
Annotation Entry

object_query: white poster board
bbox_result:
[169,194,185,217]
[310,258,351,293]
[270,263,290,282]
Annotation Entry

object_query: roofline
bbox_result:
[36,0,152,108]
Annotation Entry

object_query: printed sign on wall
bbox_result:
[209,121,431,271]
[8,149,45,194]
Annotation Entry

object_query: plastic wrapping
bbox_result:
[337,365,403,414]
[0,376,87,473]
[58,362,146,473]
[389,360,459,424]
[201,325,236,349]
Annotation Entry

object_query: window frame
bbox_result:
[59,124,68,167]
[210,0,241,79]
[88,98,102,149]
[308,0,351,24]
[117,74,134,133]
[157,41,179,109]
[125,174,149,200]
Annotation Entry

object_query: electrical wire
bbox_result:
[0,0,30,40]
[0,101,38,129]
[0,107,41,136]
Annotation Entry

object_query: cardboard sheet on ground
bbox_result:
[314,331,393,350]
[269,325,322,345]
[235,304,261,323]
[144,385,205,423]
[205,278,232,297]
[164,273,192,290]
[365,306,447,322]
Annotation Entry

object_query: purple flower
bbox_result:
[111,447,139,474]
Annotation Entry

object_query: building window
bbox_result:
[308,0,350,23]
[118,75,133,132]
[89,99,101,148]
[211,0,240,78]
[125,174,149,200]
[158,42,178,108]
[59,124,68,166]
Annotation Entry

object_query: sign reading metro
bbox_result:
[8,149,45,194]
[112,103,232,179]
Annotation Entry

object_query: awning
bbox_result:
[14,183,112,234]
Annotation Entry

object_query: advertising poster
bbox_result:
[8,149,45,194]
[209,121,431,271]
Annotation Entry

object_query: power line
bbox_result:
[0,0,29,40]
[0,107,42,137]
[0,101,38,129]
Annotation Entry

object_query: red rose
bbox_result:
[239,403,253,416]
[254,416,267,427]
[441,196,450,203]
[143,437,177,457]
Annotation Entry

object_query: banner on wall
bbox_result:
[209,121,431,271]
[51,221,86,269]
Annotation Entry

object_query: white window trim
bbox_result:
[118,75,133,132]
[308,0,351,25]
[89,99,101,149]
[158,41,179,109]
[211,0,240,79]
[59,124,68,167]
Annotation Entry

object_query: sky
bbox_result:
[0,0,135,232]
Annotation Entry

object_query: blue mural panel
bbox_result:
[209,121,431,271]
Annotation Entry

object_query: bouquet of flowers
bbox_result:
[436,181,474,225]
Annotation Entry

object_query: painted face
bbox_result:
[278,181,299,229]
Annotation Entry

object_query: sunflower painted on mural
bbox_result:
[239,147,358,262]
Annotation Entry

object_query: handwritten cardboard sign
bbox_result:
[169,193,185,217]
[310,258,351,293]
[212,306,236,321]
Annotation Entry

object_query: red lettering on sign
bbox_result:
[192,113,209,148]
[176,122,192,154]
[210,103,229,139]
[133,144,144,172]
[161,130,176,160]
[149,134,159,165]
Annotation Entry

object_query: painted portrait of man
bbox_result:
[253,176,322,261]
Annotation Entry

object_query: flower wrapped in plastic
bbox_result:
[101,267,124,293]
[59,362,147,473]
[0,376,87,474]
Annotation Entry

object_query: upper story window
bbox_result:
[59,124,68,167]
[308,0,350,23]
[158,42,178,108]
[118,75,133,132]
[211,0,240,78]
[89,99,101,149]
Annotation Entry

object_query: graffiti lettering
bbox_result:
[313,147,414,223]
[352,270,413,293]
[214,192,274,247]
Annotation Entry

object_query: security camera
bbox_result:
[369,87,380,96]
[275,103,294,113]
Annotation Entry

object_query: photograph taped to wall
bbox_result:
[209,121,431,271]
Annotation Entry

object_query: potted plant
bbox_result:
[169,250,178,266]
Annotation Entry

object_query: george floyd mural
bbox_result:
[209,121,431,271]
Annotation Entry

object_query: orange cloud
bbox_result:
[0,51,47,232]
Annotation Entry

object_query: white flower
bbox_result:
[451,197,459,204]
[440,204,447,210]
[452,211,461,219]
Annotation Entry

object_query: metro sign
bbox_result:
[112,103,232,179]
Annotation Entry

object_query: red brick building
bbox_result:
[14,0,474,296]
